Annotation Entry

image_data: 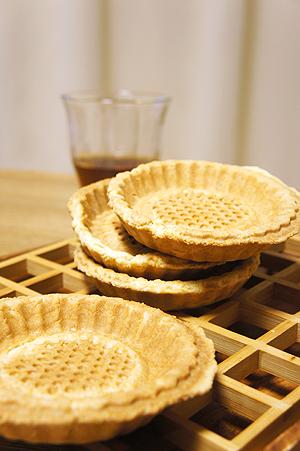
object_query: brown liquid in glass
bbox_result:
[73,153,154,186]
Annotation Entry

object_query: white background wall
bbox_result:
[0,0,300,188]
[108,0,246,165]
[242,0,300,187]
[0,0,103,172]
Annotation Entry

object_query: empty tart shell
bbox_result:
[68,178,221,280]
[0,294,216,444]
[75,246,260,311]
[108,160,300,262]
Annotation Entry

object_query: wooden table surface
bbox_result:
[0,170,78,259]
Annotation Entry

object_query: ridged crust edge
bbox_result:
[68,179,219,278]
[0,294,217,444]
[75,247,260,310]
[108,160,300,262]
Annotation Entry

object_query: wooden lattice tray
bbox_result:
[0,237,299,451]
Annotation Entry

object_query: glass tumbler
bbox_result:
[62,90,171,186]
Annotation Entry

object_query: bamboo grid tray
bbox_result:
[0,237,299,451]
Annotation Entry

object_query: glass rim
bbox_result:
[62,89,171,105]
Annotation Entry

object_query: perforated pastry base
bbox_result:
[0,293,216,444]
[108,160,300,262]
[1,333,142,397]
[68,179,218,280]
[0,236,299,450]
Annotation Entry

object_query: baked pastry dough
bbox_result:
[75,246,259,311]
[108,160,300,262]
[0,294,216,443]
[68,178,220,279]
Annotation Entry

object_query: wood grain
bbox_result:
[0,171,77,258]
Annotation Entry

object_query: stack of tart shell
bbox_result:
[69,159,300,311]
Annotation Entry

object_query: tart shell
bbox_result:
[75,246,260,311]
[108,160,300,262]
[68,179,220,280]
[0,294,216,443]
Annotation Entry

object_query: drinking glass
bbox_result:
[62,90,171,186]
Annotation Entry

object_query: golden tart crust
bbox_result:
[0,294,216,444]
[108,160,300,262]
[75,246,260,311]
[68,178,220,280]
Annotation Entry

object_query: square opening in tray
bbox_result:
[38,243,75,265]
[0,290,25,299]
[225,350,300,400]
[190,382,268,440]
[176,301,225,319]
[228,321,267,339]
[268,323,300,358]
[192,401,252,440]
[0,259,51,283]
[27,272,92,295]
[215,351,229,364]
[209,302,278,340]
[285,342,300,358]
[252,282,300,314]
[257,253,292,276]
[243,275,265,290]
